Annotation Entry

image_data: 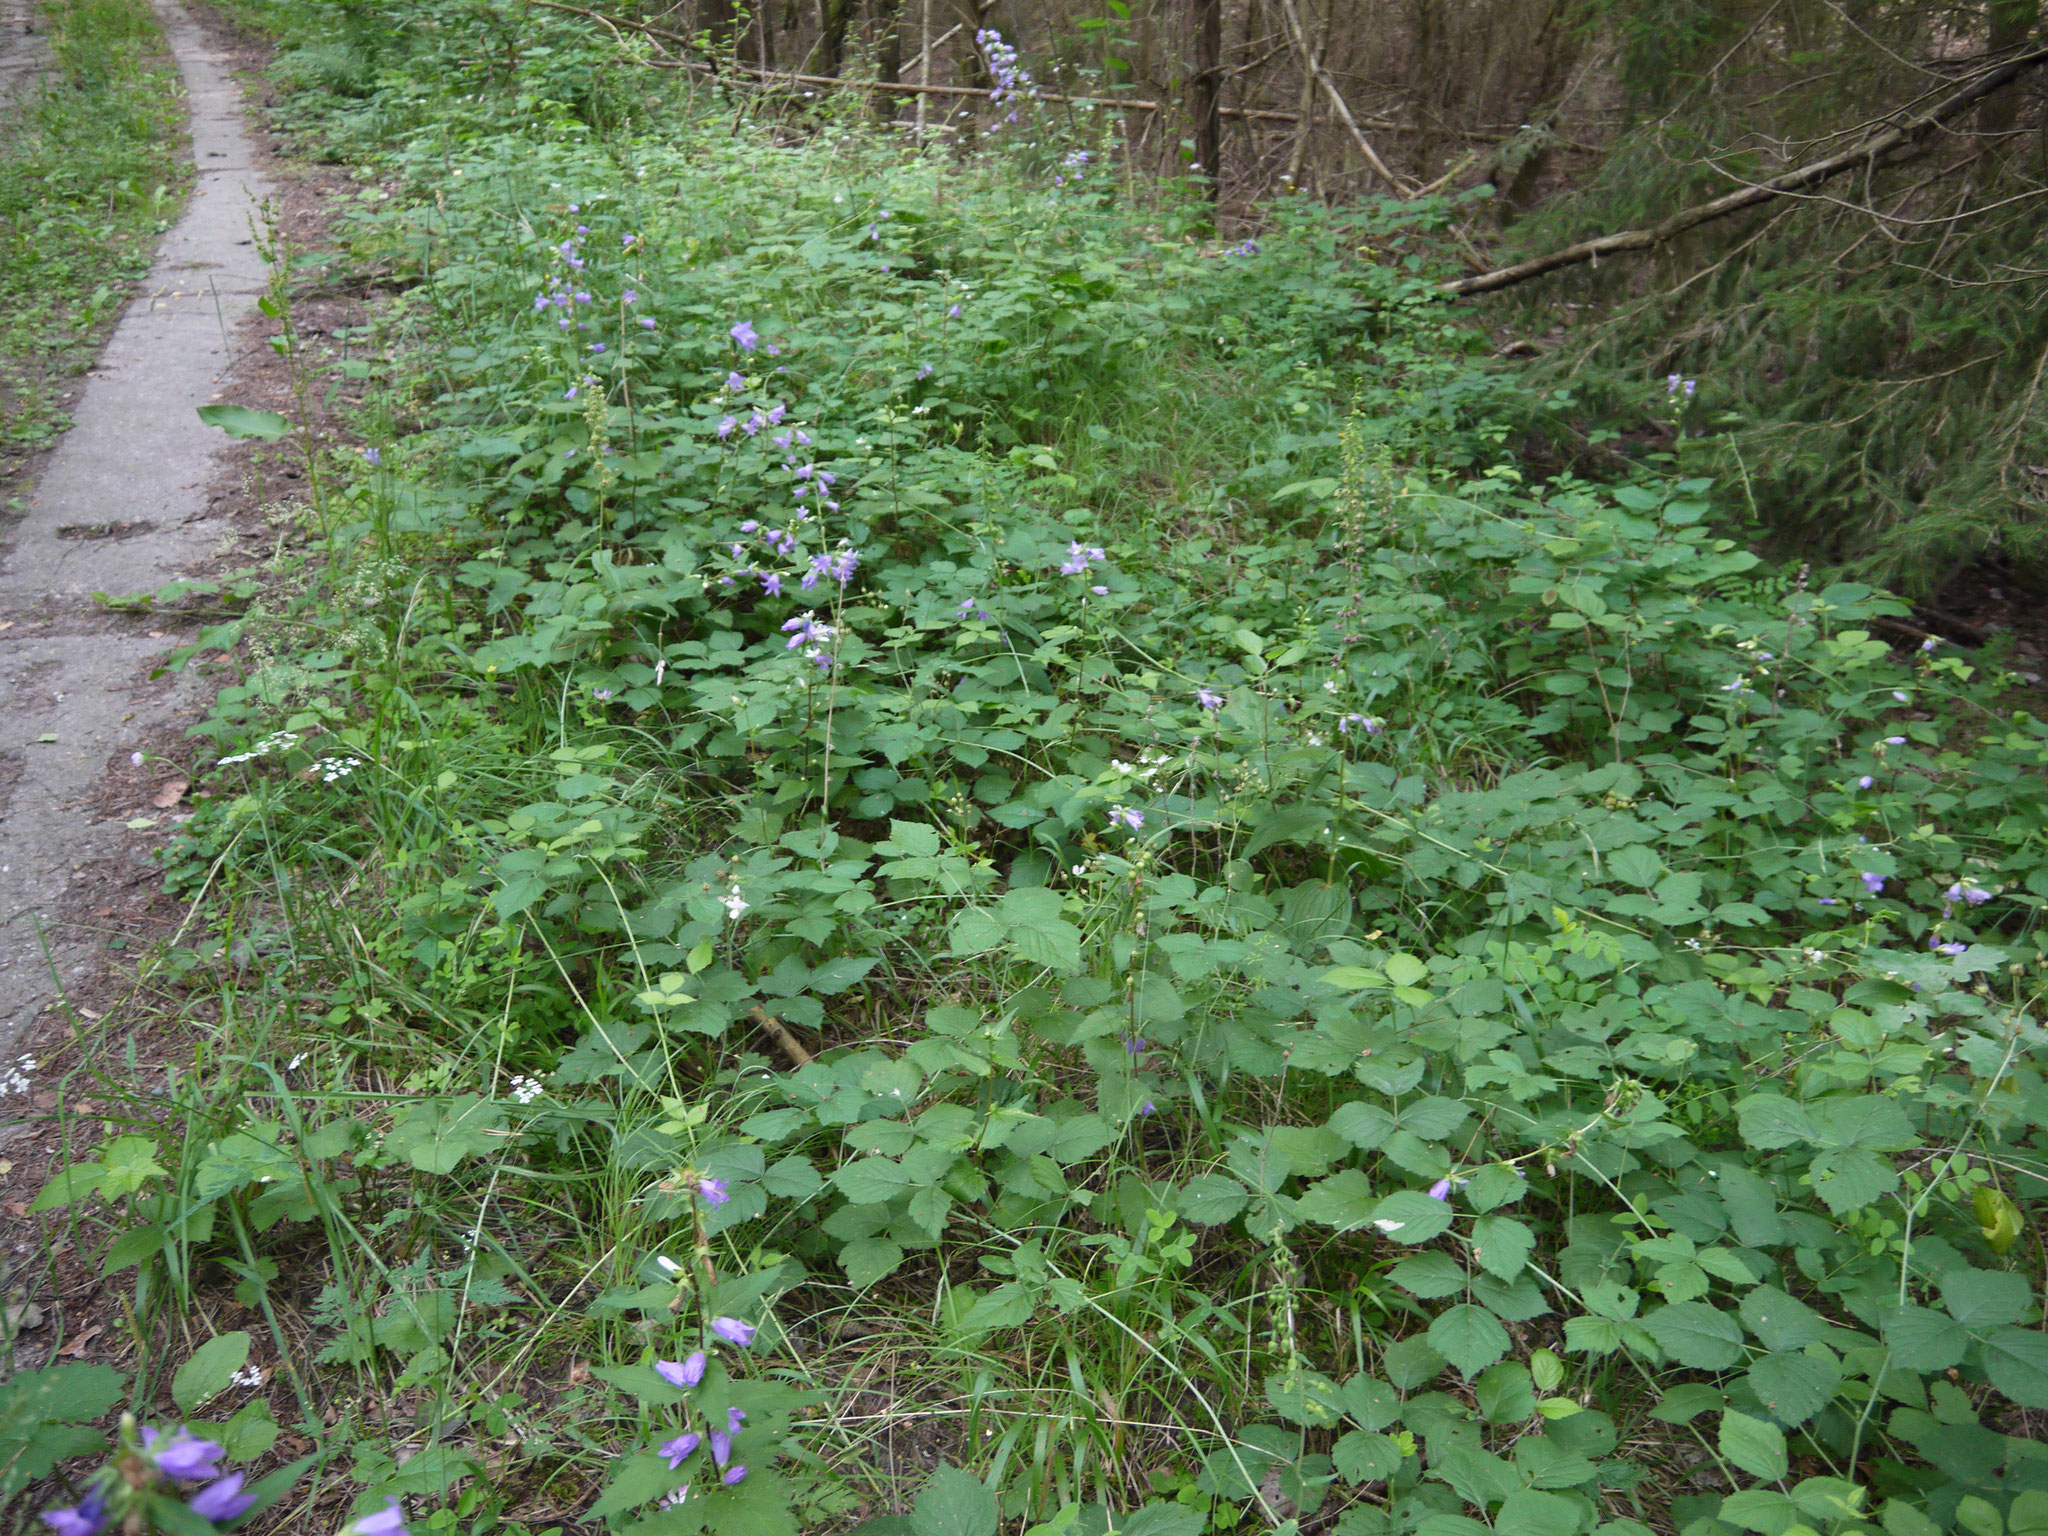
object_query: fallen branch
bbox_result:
[1443,42,2048,297]
[1272,0,1415,193]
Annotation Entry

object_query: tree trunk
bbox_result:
[1981,0,2041,139]
[1190,0,1222,196]
[819,0,855,76]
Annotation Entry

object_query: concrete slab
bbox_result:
[0,0,274,1051]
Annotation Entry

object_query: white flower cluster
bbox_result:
[509,1074,544,1105]
[722,885,749,921]
[1109,750,1174,781]
[0,1054,33,1096]
[230,1365,266,1389]
[317,757,364,783]
[217,730,302,767]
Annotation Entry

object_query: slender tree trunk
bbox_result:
[819,0,855,75]
[1190,0,1222,196]
[1981,0,2041,138]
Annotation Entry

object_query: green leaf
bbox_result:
[1734,1096,1816,1149]
[1388,1252,1467,1298]
[27,1162,104,1213]
[1472,1215,1533,1279]
[1720,1410,1788,1482]
[910,1465,998,1536]
[1941,1268,2034,1329]
[1808,1148,1898,1214]
[1175,1173,1250,1226]
[197,404,292,440]
[1981,1326,2048,1408]
[1368,1190,1455,1244]
[1428,1304,1510,1379]
[1881,1304,1970,1370]
[1401,1097,1469,1139]
[219,1398,279,1461]
[1116,1504,1205,1536]
[1475,1362,1535,1423]
[834,1157,913,1205]
[96,1136,167,1199]
[1497,1489,1585,1536]
[379,1096,506,1175]
[1644,1302,1746,1369]
[1296,1169,1377,1228]
[172,1330,250,1416]
[1007,917,1082,974]
[1649,1384,1724,1424]
[841,1238,905,1290]
[762,1155,824,1201]
[1339,1373,1401,1431]
[1739,1287,1830,1352]
[1721,1489,1801,1536]
[1333,1430,1405,1484]
[588,1452,683,1520]
[1328,1101,1396,1149]
[1744,1351,1839,1426]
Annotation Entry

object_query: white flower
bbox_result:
[317,756,364,783]
[1373,1219,1405,1234]
[230,1365,266,1388]
[0,1054,33,1096]
[1323,679,1339,694]
[656,1255,684,1275]
[722,886,749,922]
[509,1075,544,1105]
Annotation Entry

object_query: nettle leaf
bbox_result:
[1329,1101,1397,1149]
[1941,1267,2034,1329]
[1340,1373,1402,1430]
[379,1097,508,1175]
[1428,1304,1510,1379]
[1739,1287,1830,1352]
[1471,1215,1533,1279]
[1808,1148,1898,1214]
[1496,1488,1585,1536]
[1176,1173,1250,1226]
[841,1237,905,1290]
[1369,1190,1456,1245]
[1981,1326,2048,1408]
[1744,1351,1839,1426]
[1643,1302,1746,1369]
[834,1157,913,1205]
[1401,1097,1470,1140]
[1296,1169,1377,1228]
[1720,1410,1789,1482]
[1389,1252,1468,1299]
[910,1465,997,1536]
[1734,1095,1816,1149]
[1333,1429,1405,1484]
[1881,1304,1970,1370]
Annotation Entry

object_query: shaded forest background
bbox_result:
[303,0,2048,595]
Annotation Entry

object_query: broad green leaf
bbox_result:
[1734,1096,1816,1150]
[1175,1173,1250,1226]
[911,1464,998,1536]
[1475,1361,1535,1423]
[1339,1373,1401,1430]
[1388,1252,1467,1298]
[1643,1302,1746,1369]
[172,1330,250,1416]
[1400,1097,1470,1140]
[1720,1410,1789,1481]
[1332,1429,1404,1484]
[379,1097,505,1175]
[1497,1488,1585,1536]
[1808,1148,1898,1214]
[1743,1351,1839,1426]
[834,1157,913,1205]
[1471,1215,1533,1279]
[1981,1326,2048,1408]
[1739,1287,1830,1352]
[1941,1268,2033,1329]
[197,404,292,440]
[1881,1304,1969,1370]
[1428,1303,1509,1379]
[1116,1504,1205,1536]
[1368,1190,1455,1245]
[841,1237,905,1290]
[1295,1169,1377,1228]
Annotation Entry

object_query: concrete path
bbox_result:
[0,0,272,1052]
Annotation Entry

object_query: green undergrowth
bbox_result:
[0,0,186,478]
[21,5,2048,1536]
